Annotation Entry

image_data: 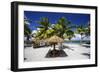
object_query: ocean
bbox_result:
[64,40,90,44]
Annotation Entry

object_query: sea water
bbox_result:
[64,40,90,44]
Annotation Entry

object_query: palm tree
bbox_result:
[35,17,52,39]
[57,17,71,39]
[35,17,76,48]
[52,24,63,37]
[51,17,76,49]
[65,30,75,40]
[36,17,75,40]
[85,22,90,37]
[24,16,32,40]
[34,17,75,57]
[76,25,86,43]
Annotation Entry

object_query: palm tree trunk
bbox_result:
[80,35,83,44]
[27,35,30,41]
[59,35,64,50]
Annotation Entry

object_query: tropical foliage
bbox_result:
[76,25,85,43]
[85,23,90,37]
[35,17,75,40]
[24,17,32,40]
[28,16,90,45]
[65,30,75,40]
[76,24,90,43]
[35,17,53,39]
[56,17,71,39]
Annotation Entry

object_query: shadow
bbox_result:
[24,40,33,48]
[81,44,90,48]
[45,49,68,58]
[82,45,90,48]
[24,58,27,60]
[81,41,90,48]
[60,45,74,51]
[81,53,90,59]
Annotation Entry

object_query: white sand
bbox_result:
[24,43,90,62]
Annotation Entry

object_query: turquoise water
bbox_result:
[64,40,90,44]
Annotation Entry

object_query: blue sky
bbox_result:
[24,11,90,31]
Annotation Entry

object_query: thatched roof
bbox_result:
[47,35,64,43]
[33,38,47,43]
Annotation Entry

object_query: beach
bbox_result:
[24,43,90,62]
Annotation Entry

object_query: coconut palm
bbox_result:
[85,22,90,37]
[76,25,86,43]
[34,17,75,57]
[51,17,76,49]
[51,24,63,37]
[51,17,73,39]
[65,30,75,40]
[57,17,71,39]
[36,17,75,40]
[24,16,32,40]
[35,17,53,39]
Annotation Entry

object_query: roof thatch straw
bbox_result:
[47,35,64,44]
[33,38,47,43]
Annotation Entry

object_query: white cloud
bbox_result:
[32,30,37,34]
[37,28,40,31]
[72,34,81,40]
[71,34,90,40]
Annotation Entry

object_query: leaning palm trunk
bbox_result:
[80,33,84,44]
[58,35,64,49]
[26,35,30,41]
[80,35,82,44]
[80,36,85,44]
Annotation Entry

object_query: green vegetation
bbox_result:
[35,17,75,40]
[65,30,75,40]
[76,25,86,43]
[35,17,52,39]
[24,16,90,48]
[24,17,32,40]
[76,24,90,43]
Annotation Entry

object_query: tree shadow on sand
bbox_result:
[45,44,75,58]
[81,53,90,59]
[60,45,74,51]
[45,49,68,58]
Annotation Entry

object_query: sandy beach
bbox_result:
[24,43,90,62]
